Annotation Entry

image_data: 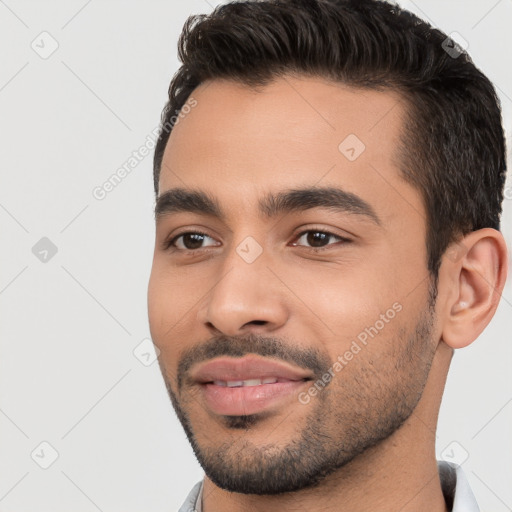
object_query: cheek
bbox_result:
[285,264,389,327]
[147,269,166,335]
[283,263,410,363]
[148,264,206,364]
[147,267,183,347]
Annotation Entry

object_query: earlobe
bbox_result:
[441,228,508,349]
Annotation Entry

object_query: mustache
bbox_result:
[177,333,332,390]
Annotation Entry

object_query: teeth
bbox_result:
[213,378,279,387]
[242,379,264,386]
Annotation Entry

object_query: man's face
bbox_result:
[148,76,441,494]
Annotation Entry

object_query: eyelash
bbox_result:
[162,228,351,253]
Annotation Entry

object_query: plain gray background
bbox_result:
[0,0,511,510]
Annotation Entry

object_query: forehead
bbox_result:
[165,76,405,162]
[159,75,421,227]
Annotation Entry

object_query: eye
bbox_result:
[163,228,351,253]
[291,229,350,251]
[164,231,219,251]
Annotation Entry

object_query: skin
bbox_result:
[147,75,508,512]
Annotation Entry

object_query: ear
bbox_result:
[440,228,508,349]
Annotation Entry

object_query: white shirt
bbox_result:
[178,461,479,511]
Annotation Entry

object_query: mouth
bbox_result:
[191,355,314,416]
[210,377,308,387]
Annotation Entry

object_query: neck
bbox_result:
[202,342,453,512]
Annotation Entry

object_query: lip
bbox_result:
[191,355,313,416]
[191,355,314,384]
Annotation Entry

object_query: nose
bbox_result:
[198,247,289,336]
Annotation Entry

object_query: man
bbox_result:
[147,0,508,510]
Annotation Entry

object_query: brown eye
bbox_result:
[166,231,219,251]
[293,230,350,250]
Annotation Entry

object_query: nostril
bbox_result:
[247,320,266,326]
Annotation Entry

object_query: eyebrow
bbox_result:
[154,186,381,226]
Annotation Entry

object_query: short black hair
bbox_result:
[153,0,506,278]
